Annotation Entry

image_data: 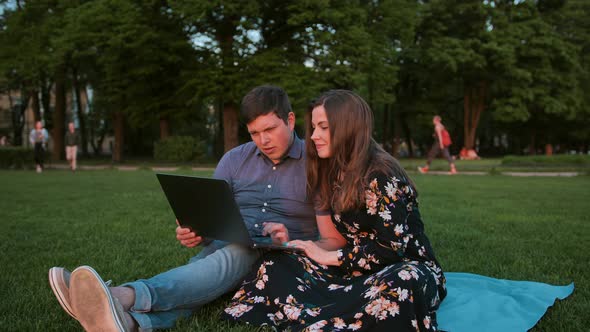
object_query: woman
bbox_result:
[223,90,446,331]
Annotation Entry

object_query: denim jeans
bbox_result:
[121,241,262,331]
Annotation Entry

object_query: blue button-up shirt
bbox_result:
[213,135,318,241]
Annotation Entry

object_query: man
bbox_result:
[29,121,49,173]
[418,115,457,175]
[65,122,80,171]
[48,85,318,332]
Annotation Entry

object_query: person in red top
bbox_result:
[418,115,457,174]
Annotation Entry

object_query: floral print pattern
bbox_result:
[222,173,446,331]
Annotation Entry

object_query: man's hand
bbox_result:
[262,222,289,244]
[175,219,202,248]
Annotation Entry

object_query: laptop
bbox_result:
[156,173,303,252]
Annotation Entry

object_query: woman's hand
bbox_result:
[288,240,340,266]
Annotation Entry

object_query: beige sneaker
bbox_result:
[49,267,113,320]
[49,267,76,319]
[417,166,429,174]
[69,266,129,332]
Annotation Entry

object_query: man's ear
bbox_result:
[288,112,296,130]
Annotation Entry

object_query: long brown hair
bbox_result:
[306,90,415,212]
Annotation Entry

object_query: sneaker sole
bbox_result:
[70,266,127,332]
[49,267,76,319]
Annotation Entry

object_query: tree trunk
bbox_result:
[222,102,239,152]
[392,105,403,158]
[52,69,66,161]
[381,103,389,147]
[400,113,414,158]
[218,17,239,152]
[159,117,170,140]
[9,92,27,146]
[31,90,41,122]
[112,111,124,162]
[72,67,89,156]
[463,81,486,152]
[40,77,53,130]
[529,132,536,155]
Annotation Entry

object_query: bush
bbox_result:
[153,136,205,162]
[501,154,590,167]
[0,147,34,169]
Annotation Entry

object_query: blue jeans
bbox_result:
[121,241,262,331]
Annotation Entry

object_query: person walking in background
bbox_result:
[418,115,457,174]
[65,122,80,172]
[29,121,49,173]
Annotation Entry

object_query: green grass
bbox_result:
[0,170,588,331]
[400,155,590,173]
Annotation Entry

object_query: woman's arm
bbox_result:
[314,214,346,250]
[285,214,346,266]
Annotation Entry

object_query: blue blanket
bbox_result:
[437,273,574,332]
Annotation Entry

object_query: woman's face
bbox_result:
[311,105,332,158]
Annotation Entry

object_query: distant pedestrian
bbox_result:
[65,122,80,172]
[29,121,49,173]
[418,115,457,174]
[0,135,7,147]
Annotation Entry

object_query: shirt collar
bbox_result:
[256,132,303,162]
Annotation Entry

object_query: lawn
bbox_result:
[0,170,588,331]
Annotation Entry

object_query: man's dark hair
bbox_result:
[241,85,292,124]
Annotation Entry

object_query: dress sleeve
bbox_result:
[337,173,417,273]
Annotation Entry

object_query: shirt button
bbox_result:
[263,202,268,206]
[272,166,276,170]
[262,208,266,212]
[254,223,259,228]
[267,184,272,189]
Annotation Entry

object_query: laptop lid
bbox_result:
[156,173,255,247]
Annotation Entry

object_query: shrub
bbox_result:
[0,147,34,169]
[153,136,205,162]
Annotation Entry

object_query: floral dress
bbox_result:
[222,173,446,331]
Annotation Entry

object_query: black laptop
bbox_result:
[156,173,303,252]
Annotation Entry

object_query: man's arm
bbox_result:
[435,125,444,149]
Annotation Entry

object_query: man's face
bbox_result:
[68,123,74,131]
[35,121,42,130]
[246,112,295,164]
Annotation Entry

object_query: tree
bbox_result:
[418,0,498,154]
[490,0,583,154]
[54,0,199,161]
[0,1,53,146]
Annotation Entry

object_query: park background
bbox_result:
[0,1,589,331]
[0,0,588,161]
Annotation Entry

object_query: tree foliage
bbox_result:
[0,0,588,158]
